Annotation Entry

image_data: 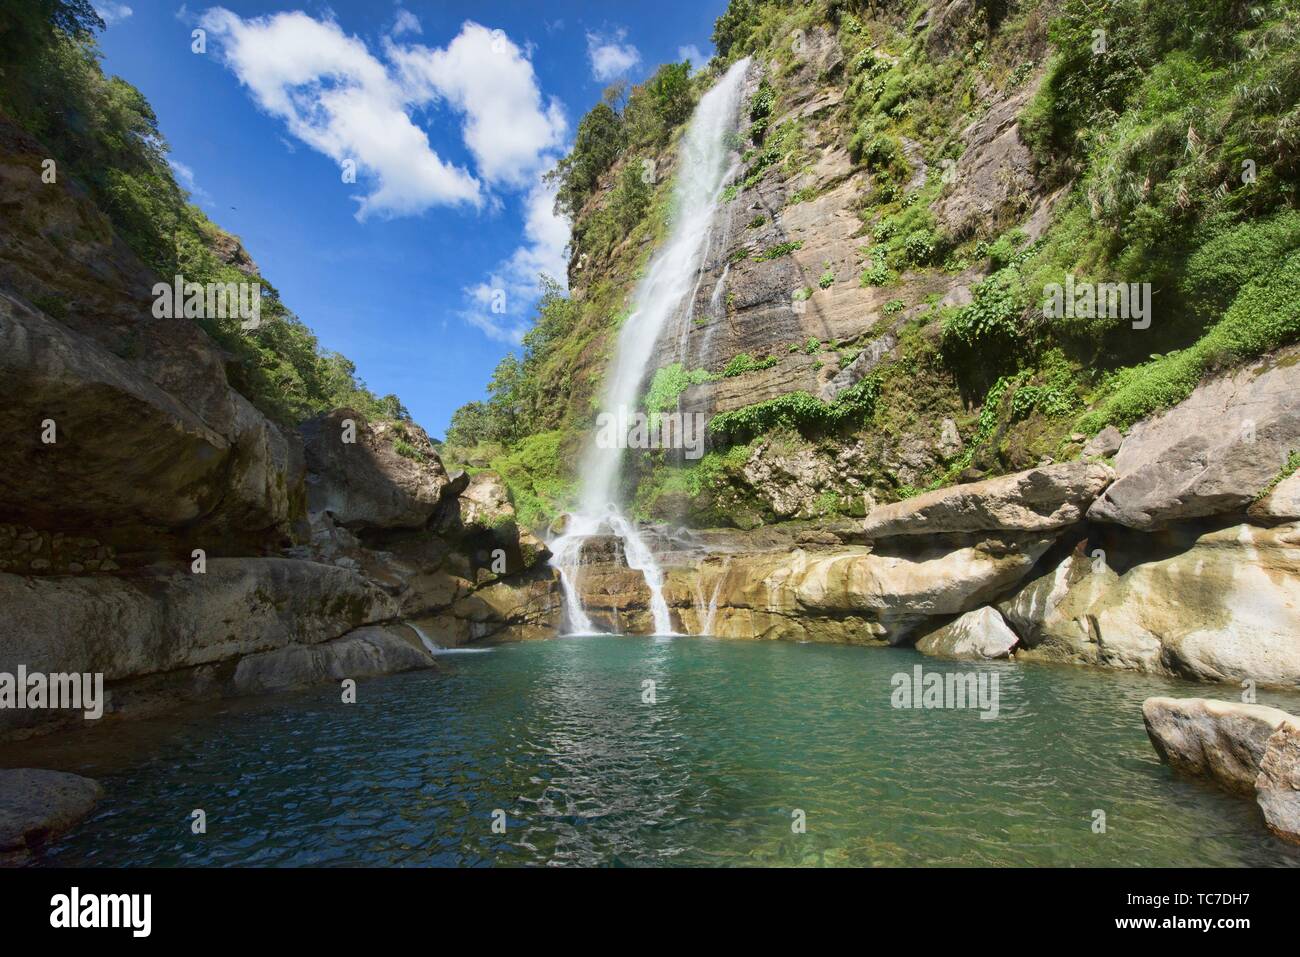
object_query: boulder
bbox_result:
[230,624,436,695]
[915,606,1019,660]
[1249,469,1300,524]
[457,471,514,527]
[1142,696,1298,794]
[996,545,1090,647]
[1256,724,1300,844]
[0,558,397,735]
[1083,425,1124,459]
[1017,523,1300,686]
[1088,349,1300,529]
[0,292,301,548]
[0,768,102,865]
[861,462,1113,539]
[300,409,452,530]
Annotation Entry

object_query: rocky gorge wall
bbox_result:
[0,116,559,742]
[564,345,1300,691]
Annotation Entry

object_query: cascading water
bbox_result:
[548,57,752,636]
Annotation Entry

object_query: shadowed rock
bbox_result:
[0,768,102,866]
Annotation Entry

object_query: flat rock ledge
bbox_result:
[0,768,102,866]
[862,462,1114,539]
[1142,696,1300,843]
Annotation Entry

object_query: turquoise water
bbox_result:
[19,636,1300,867]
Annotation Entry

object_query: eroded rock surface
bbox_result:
[1088,350,1300,530]
[300,409,452,530]
[862,462,1113,538]
[1142,696,1295,794]
[0,768,102,866]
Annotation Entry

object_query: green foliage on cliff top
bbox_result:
[0,5,406,427]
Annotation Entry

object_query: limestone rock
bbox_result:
[674,533,1054,644]
[1256,724,1300,844]
[1083,426,1123,459]
[742,439,833,519]
[1018,523,1300,686]
[231,624,436,695]
[1088,349,1300,529]
[862,462,1114,539]
[0,558,396,736]
[0,768,102,865]
[300,409,451,530]
[915,606,1019,660]
[930,79,1039,240]
[457,471,514,527]
[996,546,1091,647]
[0,292,301,548]
[1142,696,1298,794]
[1249,469,1300,524]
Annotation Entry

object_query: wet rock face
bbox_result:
[300,408,452,531]
[1088,347,1300,530]
[861,462,1115,539]
[0,768,103,866]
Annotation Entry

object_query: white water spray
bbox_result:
[549,58,751,636]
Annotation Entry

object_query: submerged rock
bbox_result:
[0,768,102,866]
[915,606,1018,660]
[1142,696,1296,794]
[861,462,1113,539]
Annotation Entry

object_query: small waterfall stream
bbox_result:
[548,57,751,636]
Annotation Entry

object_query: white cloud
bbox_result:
[390,9,420,37]
[168,158,211,202]
[678,44,709,72]
[389,22,566,188]
[199,8,572,342]
[461,168,570,343]
[95,2,133,25]
[200,8,482,219]
[586,29,640,82]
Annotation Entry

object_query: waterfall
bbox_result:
[702,557,731,636]
[548,57,751,637]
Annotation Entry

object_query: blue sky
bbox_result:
[92,0,728,437]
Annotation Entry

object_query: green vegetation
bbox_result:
[709,374,882,444]
[721,353,779,377]
[0,2,408,426]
